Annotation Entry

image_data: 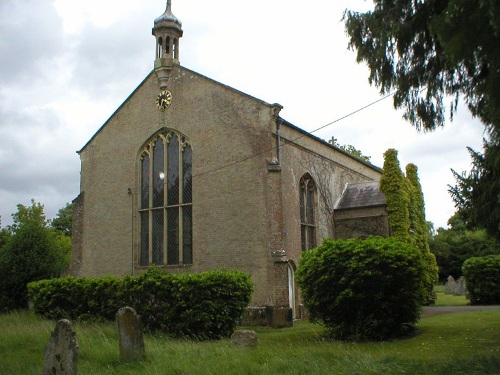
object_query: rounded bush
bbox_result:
[462,255,500,305]
[296,237,425,341]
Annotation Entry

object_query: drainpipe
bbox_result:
[128,188,134,275]
[271,103,283,165]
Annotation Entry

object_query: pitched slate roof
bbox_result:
[334,181,386,210]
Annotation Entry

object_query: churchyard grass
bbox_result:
[1,309,499,374]
[434,284,469,306]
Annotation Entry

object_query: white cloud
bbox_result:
[0,0,487,229]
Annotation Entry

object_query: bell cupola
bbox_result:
[152,0,183,89]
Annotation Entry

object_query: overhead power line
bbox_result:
[192,91,396,179]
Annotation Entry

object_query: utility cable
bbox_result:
[192,91,396,179]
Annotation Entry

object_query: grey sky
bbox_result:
[0,0,485,228]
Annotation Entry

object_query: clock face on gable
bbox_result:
[156,90,172,110]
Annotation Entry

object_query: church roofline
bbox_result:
[277,118,383,173]
[77,66,381,175]
[78,66,276,154]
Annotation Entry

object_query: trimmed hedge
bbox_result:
[462,255,500,305]
[296,237,425,341]
[28,268,253,340]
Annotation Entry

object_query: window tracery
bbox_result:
[139,129,192,266]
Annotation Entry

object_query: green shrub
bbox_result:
[121,268,253,339]
[296,237,425,341]
[28,276,122,321]
[462,255,500,305]
[28,268,253,340]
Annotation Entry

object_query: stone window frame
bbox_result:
[138,128,192,267]
[299,173,317,251]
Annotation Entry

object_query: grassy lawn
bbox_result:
[1,290,498,374]
[433,284,470,306]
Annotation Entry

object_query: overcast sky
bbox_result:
[0,0,486,229]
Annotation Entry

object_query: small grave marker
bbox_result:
[116,306,145,361]
[43,319,78,375]
[231,330,258,348]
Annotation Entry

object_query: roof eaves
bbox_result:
[278,118,383,173]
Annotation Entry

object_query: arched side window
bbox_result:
[139,129,192,266]
[299,174,316,251]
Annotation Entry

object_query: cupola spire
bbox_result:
[152,0,183,89]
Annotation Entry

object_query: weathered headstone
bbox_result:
[43,319,78,375]
[231,330,258,348]
[444,275,456,294]
[116,307,145,361]
[454,276,467,296]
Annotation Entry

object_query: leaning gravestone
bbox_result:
[231,330,258,348]
[43,319,79,375]
[454,276,467,296]
[116,307,145,361]
[445,275,456,294]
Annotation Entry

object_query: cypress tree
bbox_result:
[379,149,410,239]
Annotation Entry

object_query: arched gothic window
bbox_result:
[299,174,316,251]
[139,129,192,266]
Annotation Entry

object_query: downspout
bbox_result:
[277,117,282,164]
[271,103,283,165]
[128,188,134,275]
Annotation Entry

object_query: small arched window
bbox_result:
[299,174,316,251]
[139,129,192,266]
[157,37,163,58]
[166,36,171,55]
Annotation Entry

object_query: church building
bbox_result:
[69,1,388,320]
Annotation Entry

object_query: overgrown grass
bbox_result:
[1,308,499,375]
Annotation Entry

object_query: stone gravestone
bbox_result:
[43,319,78,375]
[444,275,456,294]
[231,330,258,348]
[116,307,145,361]
[454,276,467,296]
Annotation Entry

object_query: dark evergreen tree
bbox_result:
[344,0,500,239]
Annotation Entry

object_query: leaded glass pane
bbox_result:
[167,207,179,265]
[152,209,164,265]
[182,206,193,264]
[299,185,305,222]
[140,211,149,266]
[306,184,314,224]
[307,226,315,250]
[301,225,306,252]
[182,145,192,204]
[141,155,149,209]
[153,139,164,208]
[167,135,179,206]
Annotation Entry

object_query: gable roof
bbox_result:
[76,66,381,174]
[334,181,386,211]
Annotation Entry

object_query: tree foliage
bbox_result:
[329,138,372,162]
[405,164,438,304]
[449,137,500,240]
[462,255,500,305]
[430,213,500,281]
[344,0,500,132]
[380,149,410,239]
[51,202,73,237]
[0,200,71,311]
[379,150,437,304]
[296,237,425,341]
[344,1,500,239]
